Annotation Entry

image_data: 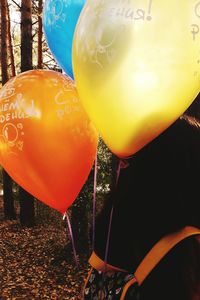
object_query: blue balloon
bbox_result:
[43,0,85,79]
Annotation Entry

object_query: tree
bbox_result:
[19,0,35,227]
[1,0,9,84]
[71,172,93,255]
[37,0,43,68]
[21,0,32,71]
[2,171,16,219]
[0,0,16,220]
[7,1,16,77]
[70,140,112,256]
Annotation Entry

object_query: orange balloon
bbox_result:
[0,70,98,214]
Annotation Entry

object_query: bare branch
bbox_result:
[32,20,38,26]
[10,0,20,9]
[10,20,21,25]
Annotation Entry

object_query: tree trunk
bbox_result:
[71,200,89,255]
[0,0,16,220]
[37,0,43,68]
[1,0,9,84]
[71,168,95,255]
[7,2,16,77]
[19,0,35,227]
[19,188,35,227]
[2,170,16,220]
[21,0,32,72]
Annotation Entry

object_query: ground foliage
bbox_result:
[0,138,112,299]
[0,201,89,300]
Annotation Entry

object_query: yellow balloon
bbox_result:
[73,0,200,157]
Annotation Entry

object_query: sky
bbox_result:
[8,0,21,26]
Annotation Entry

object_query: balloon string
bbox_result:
[103,159,123,270]
[104,205,114,271]
[92,155,98,251]
[63,212,79,268]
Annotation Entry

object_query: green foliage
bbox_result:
[72,138,112,215]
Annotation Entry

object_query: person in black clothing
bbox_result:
[86,113,200,300]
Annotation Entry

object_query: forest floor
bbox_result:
[0,200,89,300]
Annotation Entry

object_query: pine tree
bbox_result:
[0,0,16,220]
[19,0,35,227]
[37,0,43,68]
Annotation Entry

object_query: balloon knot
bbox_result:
[62,212,67,220]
